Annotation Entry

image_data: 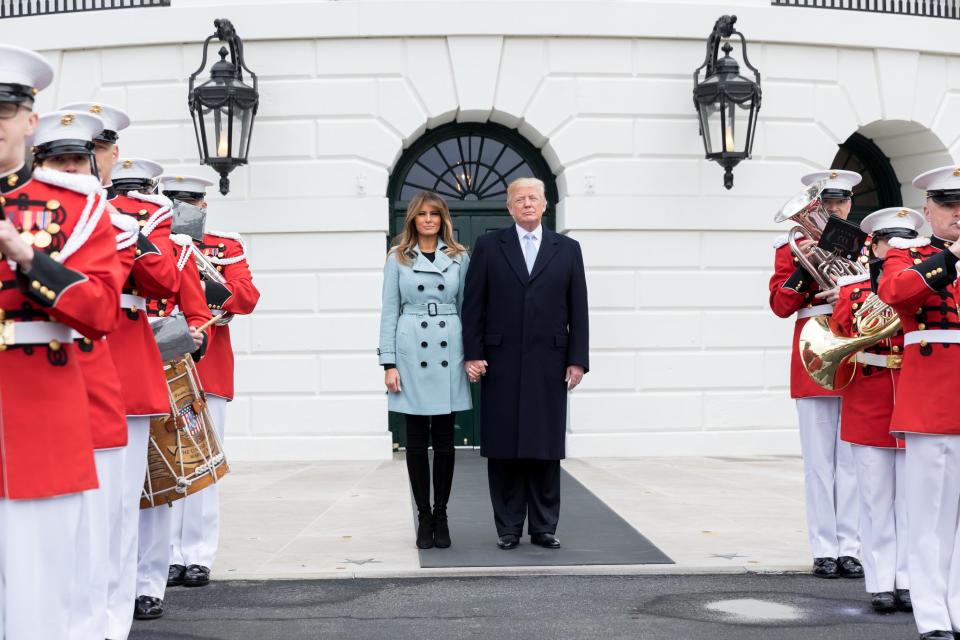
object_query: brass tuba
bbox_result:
[773,180,868,289]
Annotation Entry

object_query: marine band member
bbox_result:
[877,166,960,640]
[834,207,923,614]
[768,169,862,579]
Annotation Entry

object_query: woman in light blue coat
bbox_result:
[378,191,471,550]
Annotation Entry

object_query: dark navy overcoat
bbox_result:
[461,226,589,460]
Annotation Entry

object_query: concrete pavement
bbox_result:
[214,454,813,579]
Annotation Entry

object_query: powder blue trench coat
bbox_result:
[378,242,473,416]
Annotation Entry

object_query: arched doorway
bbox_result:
[386,121,558,449]
[830,132,902,224]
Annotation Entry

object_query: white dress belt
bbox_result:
[903,330,960,345]
[797,304,834,319]
[1,320,74,346]
[121,293,147,311]
[855,351,901,369]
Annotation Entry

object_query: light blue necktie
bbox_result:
[523,233,536,274]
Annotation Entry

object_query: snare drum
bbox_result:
[141,356,229,508]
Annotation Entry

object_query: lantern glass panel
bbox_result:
[698,100,722,157]
[236,103,254,160]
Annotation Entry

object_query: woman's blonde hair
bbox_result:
[390,191,467,266]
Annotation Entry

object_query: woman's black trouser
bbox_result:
[404,413,456,516]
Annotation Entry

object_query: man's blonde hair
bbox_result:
[507,177,546,203]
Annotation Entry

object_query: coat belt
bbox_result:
[0,320,74,347]
[904,329,960,345]
[855,351,902,369]
[796,304,833,319]
[401,303,457,316]
[121,293,147,311]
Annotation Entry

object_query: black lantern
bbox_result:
[693,15,761,190]
[188,18,258,196]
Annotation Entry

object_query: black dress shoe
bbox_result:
[838,556,865,578]
[531,533,561,549]
[896,588,912,612]
[183,564,211,587]
[812,557,840,578]
[871,591,897,613]
[133,595,163,620]
[918,631,954,639]
[497,534,519,550]
[433,506,451,549]
[167,564,186,587]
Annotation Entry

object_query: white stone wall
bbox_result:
[6,0,960,459]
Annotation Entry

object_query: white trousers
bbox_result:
[70,447,123,640]
[851,445,908,594]
[137,502,171,601]
[107,416,151,640]
[905,432,960,634]
[0,493,84,640]
[169,395,227,570]
[795,397,860,559]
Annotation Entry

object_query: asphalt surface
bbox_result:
[130,573,919,640]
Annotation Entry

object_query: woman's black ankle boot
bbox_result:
[433,505,451,548]
[416,509,435,549]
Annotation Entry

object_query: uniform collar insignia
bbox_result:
[931,235,952,251]
[0,163,32,194]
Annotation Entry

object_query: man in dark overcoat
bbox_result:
[462,176,589,550]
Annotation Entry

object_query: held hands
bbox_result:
[566,365,585,391]
[0,219,34,271]
[465,359,488,383]
[796,238,817,258]
[814,286,840,305]
[385,368,402,393]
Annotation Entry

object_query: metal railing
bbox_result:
[772,0,960,19]
[1,0,169,19]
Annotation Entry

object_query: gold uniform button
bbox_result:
[0,196,5,205]
[138,209,148,215]
[46,200,59,210]
[39,286,49,295]
[49,251,59,260]
[852,303,860,310]
[31,280,40,290]
[859,255,869,263]
[853,288,861,293]
[920,340,929,347]
[45,290,55,300]
[914,259,923,265]
[138,220,147,227]
[158,310,165,317]
[48,340,60,351]
[892,346,900,353]
[919,323,927,330]
[938,267,944,274]
[82,337,92,345]
[135,249,142,256]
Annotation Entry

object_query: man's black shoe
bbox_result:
[133,595,163,620]
[167,564,186,587]
[183,564,211,587]
[531,533,561,549]
[870,591,897,613]
[918,631,953,639]
[896,588,912,612]
[497,534,519,550]
[812,557,840,578]
[838,556,865,578]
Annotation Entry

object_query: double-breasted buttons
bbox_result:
[421,321,428,328]
[421,341,428,348]
[417,285,424,291]
[441,361,448,367]
[441,341,447,347]
[438,284,445,291]
[439,321,446,328]
[420,361,427,368]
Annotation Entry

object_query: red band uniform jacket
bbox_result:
[0,167,122,498]
[108,191,180,416]
[194,231,260,400]
[73,213,140,450]
[833,272,904,449]
[768,233,842,398]
[878,235,960,435]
